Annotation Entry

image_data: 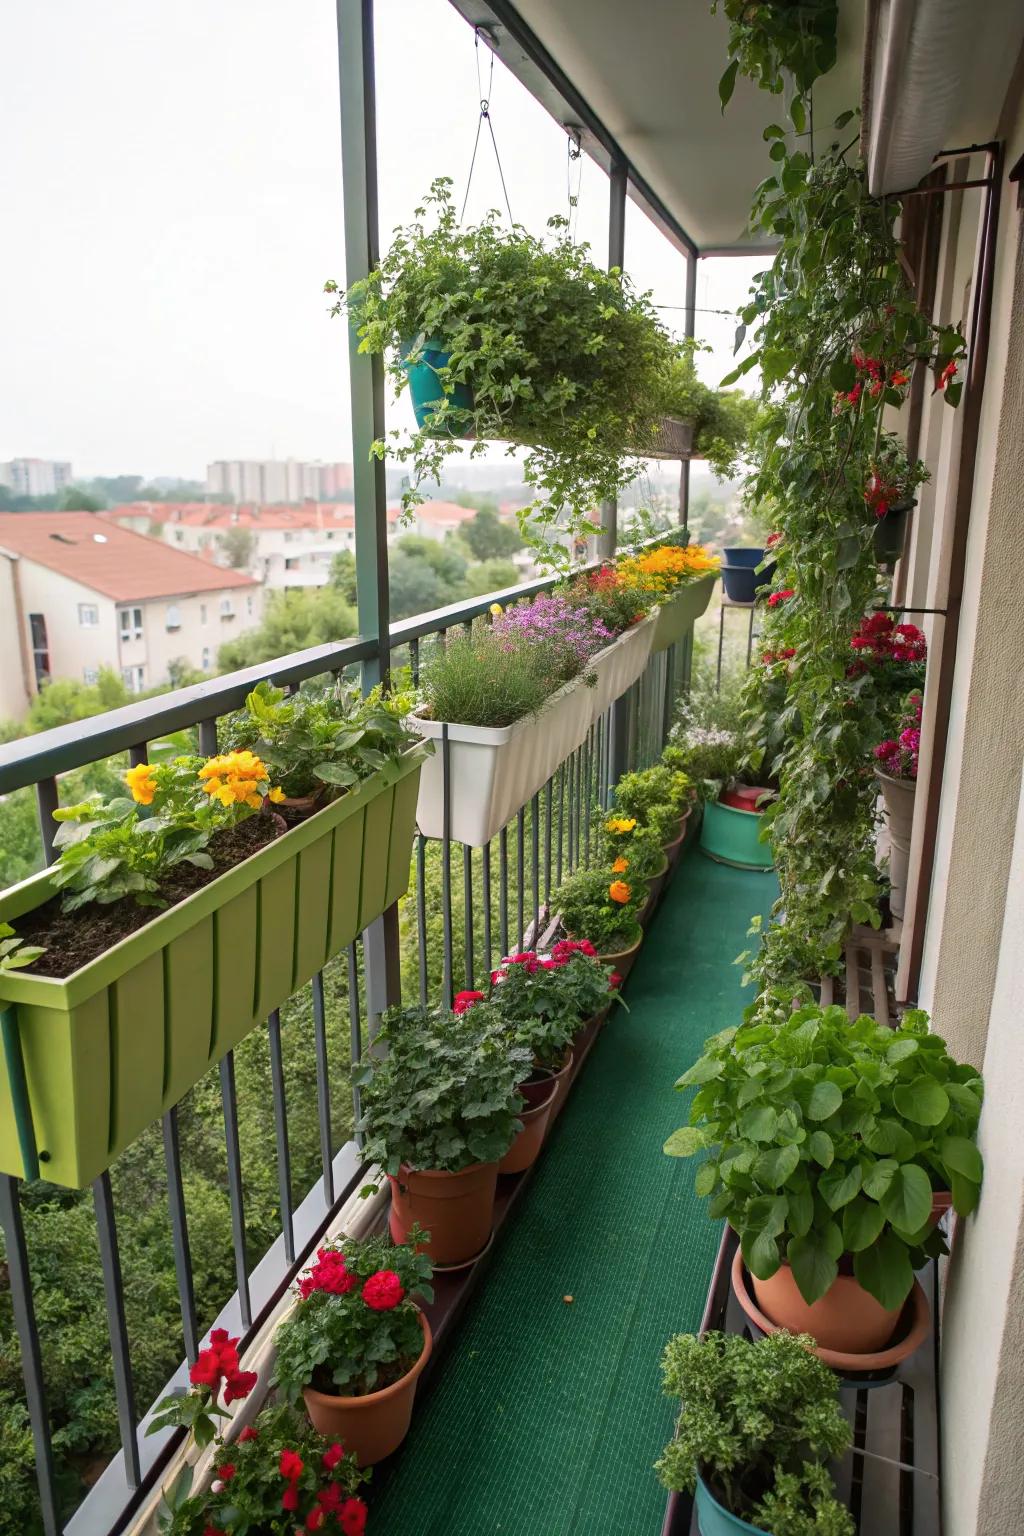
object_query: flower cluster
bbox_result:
[849,612,926,665]
[874,695,923,780]
[761,647,796,666]
[198,750,274,809]
[617,542,719,597]
[486,938,621,1067]
[766,588,794,608]
[362,1269,405,1311]
[297,1247,358,1300]
[277,1442,367,1530]
[148,1329,258,1451]
[492,593,611,675]
[125,762,159,805]
[835,349,910,409]
[189,1329,258,1405]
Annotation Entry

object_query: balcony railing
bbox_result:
[0,562,692,1535]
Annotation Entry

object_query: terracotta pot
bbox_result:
[388,1161,497,1267]
[263,788,325,818]
[875,768,916,920]
[499,1076,557,1174]
[731,1248,930,1372]
[302,1310,432,1465]
[662,806,692,864]
[572,1009,606,1068]
[519,1067,557,1108]
[595,926,644,980]
[931,1188,952,1226]
[745,1254,902,1354]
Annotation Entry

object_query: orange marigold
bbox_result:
[608,880,632,904]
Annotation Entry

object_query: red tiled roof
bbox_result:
[406,501,478,523]
[0,512,258,601]
[104,502,400,531]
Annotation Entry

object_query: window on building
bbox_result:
[165,604,182,631]
[118,606,143,641]
[200,604,207,624]
[83,666,99,685]
[246,594,254,614]
[201,647,211,670]
[220,597,235,619]
[283,531,293,543]
[174,529,185,544]
[78,602,99,627]
[121,665,145,693]
[28,613,49,687]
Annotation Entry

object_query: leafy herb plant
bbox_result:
[554,864,645,954]
[666,1004,983,1309]
[657,1329,854,1536]
[611,764,692,843]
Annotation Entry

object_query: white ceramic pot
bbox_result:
[876,769,916,919]
[409,677,593,847]
[587,613,657,722]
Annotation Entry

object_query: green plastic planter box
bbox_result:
[699,797,774,871]
[650,573,718,652]
[0,745,428,1188]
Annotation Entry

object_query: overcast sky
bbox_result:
[1,0,760,481]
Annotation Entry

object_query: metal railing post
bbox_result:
[680,252,697,531]
[599,156,627,562]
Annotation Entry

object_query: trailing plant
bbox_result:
[156,1403,368,1535]
[654,340,757,479]
[713,0,839,128]
[554,864,645,953]
[274,1228,433,1402]
[476,938,621,1068]
[223,679,416,800]
[665,1003,983,1309]
[611,763,692,843]
[657,1329,853,1536]
[336,177,675,565]
[353,1004,530,1175]
[864,431,930,520]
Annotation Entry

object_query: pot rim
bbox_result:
[730,1249,931,1370]
[516,1077,558,1118]
[874,767,918,790]
[696,1472,770,1534]
[302,1308,433,1409]
[392,1159,498,1184]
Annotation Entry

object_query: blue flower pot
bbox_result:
[695,1476,769,1536]
[721,547,774,604]
[400,338,474,437]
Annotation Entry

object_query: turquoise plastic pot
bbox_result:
[695,1476,768,1536]
[700,797,773,870]
[401,338,474,436]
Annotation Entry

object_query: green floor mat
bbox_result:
[369,849,778,1535]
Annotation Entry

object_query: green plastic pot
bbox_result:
[400,338,474,438]
[695,1475,768,1536]
[0,746,428,1188]
[700,797,773,871]
[650,573,718,652]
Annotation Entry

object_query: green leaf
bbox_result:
[786,1182,814,1237]
[819,1161,863,1211]
[879,1163,933,1233]
[787,1232,839,1305]
[893,1076,950,1126]
[951,1171,981,1216]
[739,1104,779,1142]
[695,1161,719,1197]
[939,1135,982,1184]
[663,1126,706,1157]
[806,1079,842,1121]
[854,1232,914,1310]
[675,1057,724,1088]
[755,1144,800,1188]
[789,95,806,134]
[313,761,359,787]
[742,1226,782,1281]
[808,1130,834,1168]
[862,1158,898,1200]
[842,1195,886,1253]
[886,1037,919,1063]
[718,59,739,111]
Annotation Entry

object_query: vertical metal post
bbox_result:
[0,1176,60,1534]
[35,777,59,866]
[93,1172,141,1487]
[267,1009,294,1264]
[599,156,627,560]
[218,1051,252,1328]
[338,0,402,1025]
[162,1106,199,1365]
[680,252,697,530]
[311,972,335,1205]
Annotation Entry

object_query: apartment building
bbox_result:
[205,459,354,503]
[0,457,72,498]
[0,513,261,715]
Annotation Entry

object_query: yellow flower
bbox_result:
[268,786,286,804]
[198,751,270,806]
[608,880,632,905]
[605,816,637,835]
[489,602,503,616]
[125,763,157,805]
[612,856,629,874]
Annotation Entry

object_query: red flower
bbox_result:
[767,589,794,608]
[189,1350,221,1389]
[362,1269,405,1311]
[317,1484,343,1513]
[280,1449,304,1482]
[340,1499,369,1536]
[307,1510,326,1532]
[204,1527,219,1536]
[765,531,781,548]
[239,1425,259,1442]
[453,990,485,1014]
[218,1464,236,1483]
[298,1248,357,1300]
[223,1369,257,1404]
[189,1330,244,1394]
[322,1443,345,1472]
[891,369,909,386]
[937,359,958,391]
[282,1483,300,1512]
[608,972,622,991]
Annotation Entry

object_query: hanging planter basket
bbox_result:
[409,675,594,848]
[720,549,774,604]
[401,338,476,438]
[642,415,696,460]
[650,573,718,652]
[0,747,428,1188]
[872,499,915,565]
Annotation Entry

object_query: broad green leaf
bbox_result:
[862,1158,898,1200]
[718,59,739,111]
[886,1037,919,1063]
[663,1126,705,1158]
[787,1232,839,1305]
[808,1130,834,1168]
[939,1135,982,1184]
[786,1182,814,1237]
[893,1075,950,1126]
[879,1163,932,1233]
[806,1079,842,1121]
[742,1226,782,1281]
[675,1056,724,1088]
[819,1162,863,1211]
[863,1118,916,1160]
[755,1144,800,1188]
[950,1171,980,1215]
[842,1195,886,1253]
[695,1161,719,1197]
[739,1104,779,1142]
[854,1232,914,1310]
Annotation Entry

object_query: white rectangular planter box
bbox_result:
[409,677,593,847]
[587,613,657,722]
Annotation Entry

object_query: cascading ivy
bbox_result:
[717,11,966,991]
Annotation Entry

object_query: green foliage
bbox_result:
[419,623,577,729]
[598,813,665,878]
[554,864,645,954]
[655,340,756,479]
[0,923,44,972]
[460,557,520,599]
[713,0,839,128]
[221,679,417,800]
[218,525,256,568]
[460,505,524,562]
[485,944,619,1069]
[666,1003,983,1308]
[217,587,358,671]
[337,177,675,565]
[158,1404,368,1535]
[354,1004,530,1175]
[274,1229,433,1401]
[611,764,692,842]
[657,1330,853,1536]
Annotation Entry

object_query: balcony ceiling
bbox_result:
[451,0,866,254]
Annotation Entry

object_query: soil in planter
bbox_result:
[17,815,286,979]
[309,1351,418,1398]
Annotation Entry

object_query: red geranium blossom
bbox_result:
[362,1269,405,1311]
[937,359,958,391]
[238,1425,259,1443]
[298,1247,358,1301]
[767,589,794,608]
[322,1443,345,1472]
[340,1499,369,1536]
[280,1448,304,1482]
[453,989,485,1013]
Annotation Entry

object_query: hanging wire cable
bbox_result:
[566,131,583,239]
[460,29,514,225]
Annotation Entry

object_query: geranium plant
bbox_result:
[874,693,922,780]
[481,939,621,1068]
[554,865,645,954]
[666,1003,983,1308]
[157,1403,368,1536]
[335,179,676,565]
[353,1004,531,1176]
[274,1229,433,1402]
[657,1329,853,1536]
[148,1327,259,1450]
[863,432,930,520]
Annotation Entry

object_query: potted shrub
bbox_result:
[336,177,675,562]
[864,434,930,566]
[273,1229,434,1465]
[611,762,694,858]
[656,1330,854,1536]
[666,1003,983,1359]
[0,686,427,1188]
[616,539,721,653]
[410,597,611,846]
[670,703,776,873]
[652,339,757,478]
[154,1403,369,1535]
[554,865,646,974]
[873,694,921,920]
[599,814,669,911]
[354,1004,530,1267]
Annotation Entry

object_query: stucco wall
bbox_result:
[15,562,121,684]
[0,557,31,719]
